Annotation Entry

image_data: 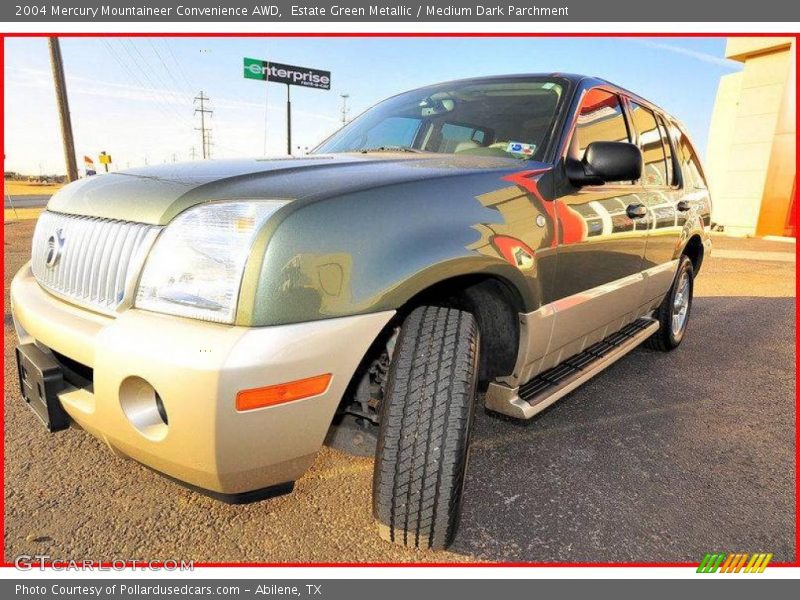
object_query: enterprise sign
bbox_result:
[243,58,331,90]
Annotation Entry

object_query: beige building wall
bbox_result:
[706,37,796,237]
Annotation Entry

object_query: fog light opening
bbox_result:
[155,392,169,425]
[119,376,169,441]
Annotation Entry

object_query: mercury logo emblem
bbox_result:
[45,229,65,269]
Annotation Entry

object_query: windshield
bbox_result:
[314,77,567,160]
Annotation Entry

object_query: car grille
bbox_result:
[31,211,161,315]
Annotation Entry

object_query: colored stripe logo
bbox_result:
[697,552,773,573]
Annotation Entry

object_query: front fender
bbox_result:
[237,175,549,327]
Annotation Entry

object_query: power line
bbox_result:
[98,40,234,163]
[194,91,213,159]
[148,39,191,100]
[119,39,192,127]
[101,39,198,166]
[162,39,196,93]
[102,39,189,129]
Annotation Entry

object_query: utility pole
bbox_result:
[194,91,213,159]
[190,147,197,160]
[205,130,214,159]
[48,37,78,182]
[340,93,350,127]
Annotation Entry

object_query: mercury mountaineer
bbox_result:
[12,74,711,549]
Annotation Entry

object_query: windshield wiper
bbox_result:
[360,146,426,154]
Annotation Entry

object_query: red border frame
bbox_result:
[1,30,798,570]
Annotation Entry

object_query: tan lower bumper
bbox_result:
[11,264,394,495]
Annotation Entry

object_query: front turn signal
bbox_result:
[236,374,332,412]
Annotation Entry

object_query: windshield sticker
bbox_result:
[506,142,536,156]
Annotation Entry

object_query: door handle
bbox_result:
[626,203,647,219]
[677,200,691,212]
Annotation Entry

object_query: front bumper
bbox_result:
[11,264,393,497]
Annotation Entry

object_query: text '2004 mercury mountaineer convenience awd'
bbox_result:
[12,74,711,550]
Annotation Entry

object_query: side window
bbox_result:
[671,124,708,190]
[629,101,668,187]
[572,89,631,156]
[364,116,421,148]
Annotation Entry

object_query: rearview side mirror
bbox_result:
[566,141,643,186]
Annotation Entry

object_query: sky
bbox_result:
[4,36,741,176]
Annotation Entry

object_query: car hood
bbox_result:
[47,153,546,225]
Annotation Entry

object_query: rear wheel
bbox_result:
[372,305,480,550]
[646,255,694,351]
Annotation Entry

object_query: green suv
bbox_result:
[12,74,711,550]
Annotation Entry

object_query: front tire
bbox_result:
[646,255,694,351]
[372,305,480,550]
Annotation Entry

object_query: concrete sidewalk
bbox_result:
[713,249,795,263]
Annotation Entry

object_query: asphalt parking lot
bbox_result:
[3,218,796,563]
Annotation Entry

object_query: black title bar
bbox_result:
[3,0,800,22]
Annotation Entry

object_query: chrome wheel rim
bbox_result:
[671,272,690,336]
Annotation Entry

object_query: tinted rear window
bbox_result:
[671,124,707,190]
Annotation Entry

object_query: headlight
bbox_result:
[135,200,288,324]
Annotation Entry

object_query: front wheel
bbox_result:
[646,255,694,351]
[372,305,480,550]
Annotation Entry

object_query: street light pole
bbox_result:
[340,93,350,126]
[286,84,292,155]
[48,37,78,182]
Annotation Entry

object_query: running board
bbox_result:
[485,318,659,420]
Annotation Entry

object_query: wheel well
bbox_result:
[333,274,523,432]
[399,274,523,385]
[683,235,705,273]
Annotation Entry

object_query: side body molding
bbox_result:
[490,259,679,402]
